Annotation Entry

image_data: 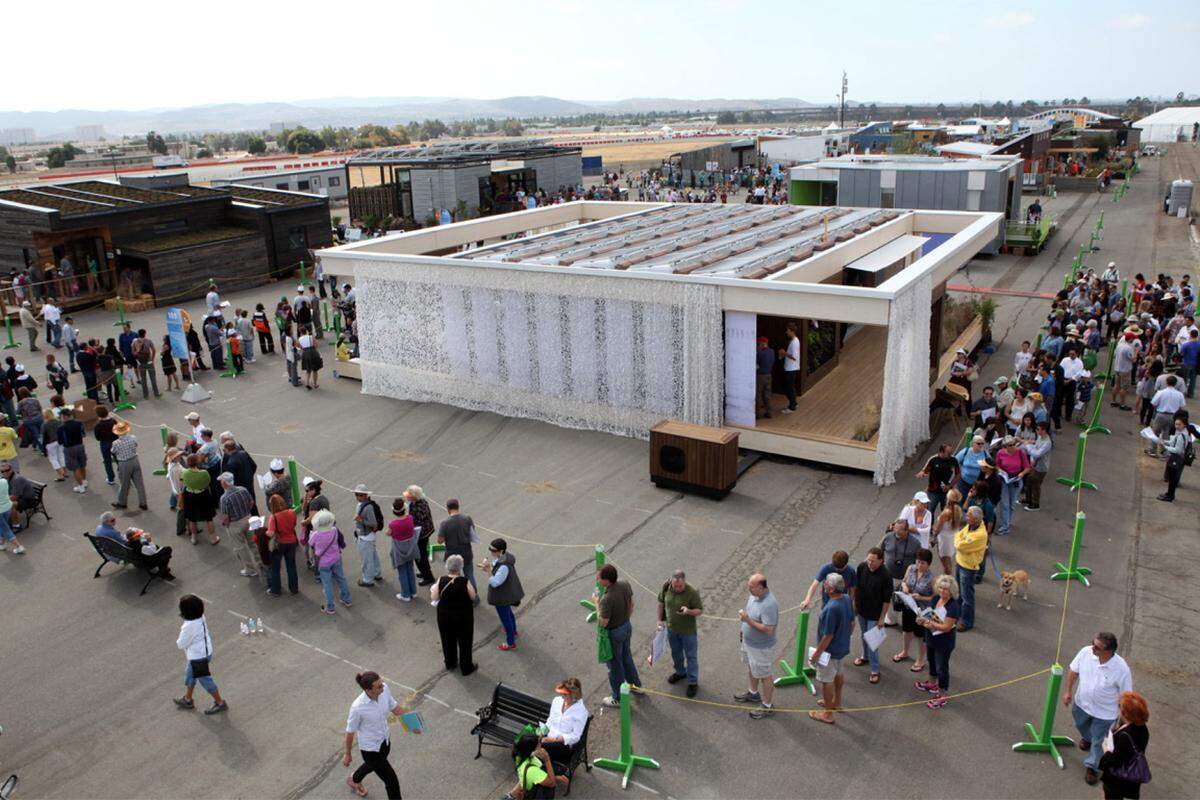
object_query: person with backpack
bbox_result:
[311,509,352,615]
[352,485,384,587]
[131,329,161,399]
[483,538,525,651]
[504,733,568,800]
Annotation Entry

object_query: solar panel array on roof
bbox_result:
[458,205,904,279]
[0,179,231,217]
[348,139,574,165]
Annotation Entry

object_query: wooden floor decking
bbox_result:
[730,325,886,450]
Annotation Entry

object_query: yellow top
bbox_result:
[0,426,17,460]
[954,522,988,570]
[336,342,351,362]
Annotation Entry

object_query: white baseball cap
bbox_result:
[269,458,284,471]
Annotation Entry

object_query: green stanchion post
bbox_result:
[220,339,238,378]
[322,300,332,332]
[957,424,973,451]
[112,371,135,412]
[427,539,445,561]
[1051,512,1092,586]
[1011,664,1075,768]
[112,296,129,327]
[288,456,301,513]
[1055,432,1096,492]
[153,424,169,476]
[1097,210,1104,230]
[580,545,605,623]
[1084,385,1110,436]
[298,260,309,286]
[592,683,660,789]
[1035,332,1043,350]
[3,316,20,349]
[774,609,817,694]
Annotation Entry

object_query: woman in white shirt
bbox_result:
[173,594,227,714]
[539,677,589,766]
[1005,387,1033,431]
[344,671,403,799]
[899,492,933,549]
[299,327,324,390]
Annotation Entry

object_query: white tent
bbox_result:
[1134,107,1200,143]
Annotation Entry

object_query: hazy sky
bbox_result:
[8,0,1197,111]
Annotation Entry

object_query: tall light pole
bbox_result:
[839,71,848,128]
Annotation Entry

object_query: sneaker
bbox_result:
[498,643,517,651]
[203,701,229,715]
[395,593,412,602]
[749,704,774,719]
[926,695,948,709]
[1022,504,1039,511]
[733,691,762,703]
[0,543,6,551]
[601,697,621,708]
[780,408,793,415]
[914,680,938,693]
[341,599,353,608]
[12,545,25,555]
[322,606,336,615]
[356,580,375,587]
[240,569,258,577]
[667,672,686,684]
[173,697,195,710]
[72,485,85,493]
[686,684,698,697]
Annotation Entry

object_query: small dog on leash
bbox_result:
[997,570,1031,610]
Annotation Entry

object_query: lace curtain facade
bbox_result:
[874,272,932,485]
[354,260,724,439]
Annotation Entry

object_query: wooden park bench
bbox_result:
[471,682,592,795]
[84,532,166,596]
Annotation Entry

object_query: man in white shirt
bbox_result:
[42,298,62,348]
[779,323,800,414]
[1174,315,1198,348]
[1013,340,1033,380]
[1063,632,1132,785]
[344,672,403,799]
[1148,375,1186,455]
[205,284,221,315]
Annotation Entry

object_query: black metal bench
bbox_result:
[84,532,164,595]
[18,480,49,529]
[472,682,591,795]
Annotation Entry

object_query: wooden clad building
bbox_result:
[0,176,330,305]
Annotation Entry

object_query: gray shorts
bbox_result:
[740,643,774,679]
[64,443,87,471]
[814,656,844,684]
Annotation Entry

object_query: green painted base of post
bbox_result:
[219,341,238,378]
[428,541,445,560]
[3,317,19,350]
[112,371,135,412]
[592,683,659,790]
[288,456,301,514]
[322,301,332,332]
[774,609,816,694]
[112,297,130,328]
[152,424,169,475]
[1050,512,1092,587]
[1011,665,1075,768]
[582,545,605,623]
[1055,433,1096,492]
[1083,386,1111,436]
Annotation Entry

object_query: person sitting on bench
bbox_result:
[125,526,175,581]
[504,733,568,800]
[538,678,588,766]
[1,461,38,530]
[95,511,124,543]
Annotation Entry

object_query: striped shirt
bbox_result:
[219,485,254,522]
[111,435,139,462]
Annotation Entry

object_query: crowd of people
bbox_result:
[6,258,1167,799]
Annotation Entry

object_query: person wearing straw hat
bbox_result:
[184,412,203,447]
[352,484,383,587]
[110,420,148,510]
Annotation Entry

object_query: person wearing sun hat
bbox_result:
[111,419,148,510]
[263,458,292,509]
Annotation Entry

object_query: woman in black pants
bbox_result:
[344,671,402,799]
[432,554,477,675]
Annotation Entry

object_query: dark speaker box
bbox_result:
[649,420,739,499]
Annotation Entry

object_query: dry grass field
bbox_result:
[578,136,738,170]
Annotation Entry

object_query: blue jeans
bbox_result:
[184,660,218,696]
[1182,364,1197,398]
[927,489,947,520]
[23,417,44,454]
[927,642,953,691]
[395,560,416,599]
[0,513,15,543]
[99,440,115,483]
[319,560,352,610]
[605,621,642,700]
[997,478,1022,535]
[858,616,880,671]
[496,604,517,646]
[357,536,381,584]
[955,564,977,629]
[269,542,298,594]
[66,340,79,371]
[667,630,699,684]
[1071,703,1115,770]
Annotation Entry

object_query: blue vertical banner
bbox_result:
[166,308,189,360]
